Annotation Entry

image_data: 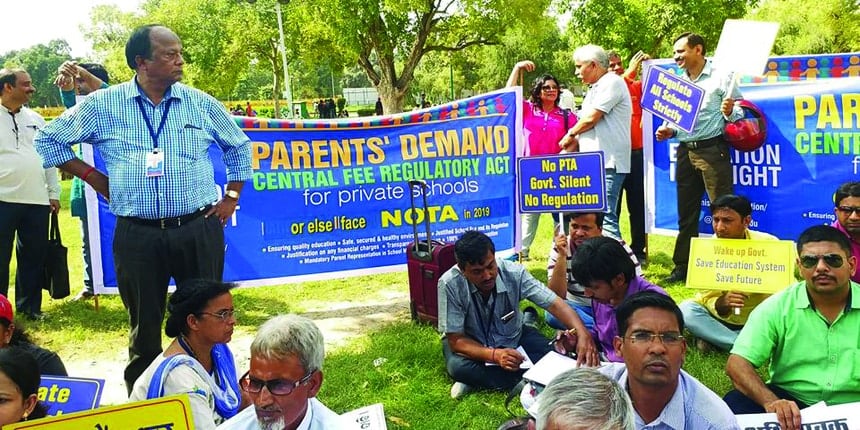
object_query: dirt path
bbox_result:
[65,292,410,406]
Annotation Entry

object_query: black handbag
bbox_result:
[44,212,70,299]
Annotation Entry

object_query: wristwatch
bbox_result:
[224,190,240,200]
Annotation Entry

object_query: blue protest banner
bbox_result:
[646,53,860,241]
[39,376,104,415]
[517,152,606,213]
[641,67,705,133]
[87,88,521,292]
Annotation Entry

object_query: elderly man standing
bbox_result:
[725,225,860,430]
[217,314,341,429]
[656,32,743,284]
[679,194,777,352]
[558,45,632,241]
[600,292,739,429]
[0,68,60,321]
[35,24,252,392]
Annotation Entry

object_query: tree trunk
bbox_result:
[376,73,406,114]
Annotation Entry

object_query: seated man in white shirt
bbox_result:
[217,315,340,430]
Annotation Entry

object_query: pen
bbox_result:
[500,310,515,323]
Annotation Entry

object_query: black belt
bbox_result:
[680,135,722,150]
[123,204,212,229]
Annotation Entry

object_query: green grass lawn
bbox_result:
[12,180,749,429]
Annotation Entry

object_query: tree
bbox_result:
[562,0,755,59]
[297,0,548,113]
[2,40,73,107]
[81,4,142,85]
[746,0,860,54]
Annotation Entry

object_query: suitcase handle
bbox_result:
[409,180,434,261]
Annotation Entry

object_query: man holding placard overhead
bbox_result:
[656,32,743,284]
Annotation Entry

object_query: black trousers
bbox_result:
[616,148,646,259]
[442,325,552,391]
[0,201,49,317]
[113,214,224,393]
[672,142,734,272]
[724,383,809,414]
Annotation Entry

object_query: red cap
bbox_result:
[0,294,12,322]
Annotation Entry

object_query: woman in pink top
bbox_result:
[507,60,578,259]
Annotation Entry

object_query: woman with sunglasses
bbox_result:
[507,60,578,260]
[129,279,241,429]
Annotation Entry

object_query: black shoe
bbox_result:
[522,306,538,327]
[662,269,687,284]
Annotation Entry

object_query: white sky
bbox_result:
[1,0,143,58]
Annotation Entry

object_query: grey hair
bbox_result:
[573,45,609,69]
[536,368,635,430]
[250,314,324,373]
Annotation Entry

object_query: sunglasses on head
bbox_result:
[799,254,844,269]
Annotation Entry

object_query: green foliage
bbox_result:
[746,0,860,54]
[1,40,72,107]
[81,4,142,84]
[563,0,754,59]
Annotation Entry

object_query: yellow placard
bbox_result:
[687,238,797,294]
[3,394,193,430]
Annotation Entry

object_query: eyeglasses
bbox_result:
[541,85,558,91]
[625,331,684,345]
[198,309,236,321]
[799,254,844,269]
[240,371,313,396]
[836,206,860,216]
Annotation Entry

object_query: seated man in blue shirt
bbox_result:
[439,231,598,399]
[599,292,739,429]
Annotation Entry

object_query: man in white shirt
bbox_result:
[217,315,341,430]
[0,68,60,321]
[558,45,632,241]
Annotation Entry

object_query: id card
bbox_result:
[145,149,165,177]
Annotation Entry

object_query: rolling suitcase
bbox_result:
[406,180,456,328]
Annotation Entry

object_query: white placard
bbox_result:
[735,401,860,429]
[340,403,387,430]
[712,19,780,76]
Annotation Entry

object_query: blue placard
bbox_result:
[641,67,705,133]
[39,375,104,415]
[517,152,606,213]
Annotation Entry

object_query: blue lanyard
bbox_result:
[471,291,496,347]
[135,97,173,148]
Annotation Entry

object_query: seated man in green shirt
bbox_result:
[679,194,776,352]
[725,225,860,430]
